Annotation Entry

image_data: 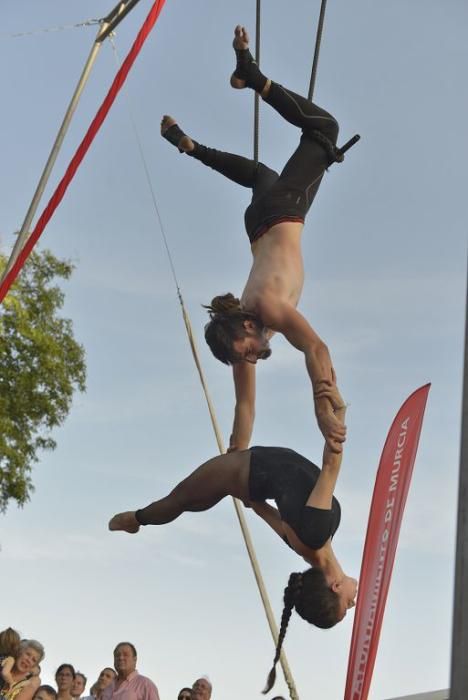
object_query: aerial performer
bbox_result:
[109,405,358,692]
[161,25,351,454]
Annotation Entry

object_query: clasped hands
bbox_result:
[314,379,347,453]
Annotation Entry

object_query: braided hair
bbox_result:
[263,568,341,693]
[203,293,262,365]
[263,572,303,694]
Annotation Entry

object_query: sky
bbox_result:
[1,1,467,699]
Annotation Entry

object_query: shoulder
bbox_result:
[135,675,157,689]
[134,676,159,699]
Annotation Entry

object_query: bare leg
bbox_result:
[108,450,251,534]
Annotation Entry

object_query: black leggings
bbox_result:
[189,81,339,242]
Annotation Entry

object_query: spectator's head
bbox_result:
[191,678,212,700]
[94,668,116,694]
[33,686,58,700]
[72,673,87,698]
[113,643,137,681]
[55,664,76,694]
[177,689,191,700]
[0,627,21,657]
[14,641,45,676]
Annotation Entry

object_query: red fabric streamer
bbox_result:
[344,383,431,700]
[0,0,167,304]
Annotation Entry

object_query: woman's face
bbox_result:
[56,667,75,692]
[334,575,358,619]
[14,647,41,676]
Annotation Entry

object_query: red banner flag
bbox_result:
[344,384,431,700]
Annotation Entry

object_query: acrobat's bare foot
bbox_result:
[233,24,249,50]
[160,115,194,153]
[231,25,250,89]
[108,511,140,534]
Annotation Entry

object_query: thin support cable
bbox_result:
[308,0,328,101]
[253,0,261,163]
[0,18,102,40]
[108,35,179,291]
[109,32,299,700]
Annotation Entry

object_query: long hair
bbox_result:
[203,293,262,365]
[0,627,21,657]
[263,569,340,694]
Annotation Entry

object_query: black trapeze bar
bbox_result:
[335,133,361,161]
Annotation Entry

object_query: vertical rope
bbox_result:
[253,0,261,163]
[308,0,328,101]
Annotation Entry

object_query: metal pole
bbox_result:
[308,0,327,101]
[450,268,468,698]
[253,0,261,163]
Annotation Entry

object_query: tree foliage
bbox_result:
[0,249,86,512]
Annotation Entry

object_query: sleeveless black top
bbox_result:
[248,446,341,550]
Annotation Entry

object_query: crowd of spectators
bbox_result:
[0,627,287,700]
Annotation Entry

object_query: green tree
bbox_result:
[0,249,86,512]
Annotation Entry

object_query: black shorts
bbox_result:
[244,133,330,243]
[248,446,341,550]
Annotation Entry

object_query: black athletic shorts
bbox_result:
[248,446,341,550]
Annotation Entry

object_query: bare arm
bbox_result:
[12,677,40,700]
[1,658,15,685]
[259,299,346,452]
[229,361,256,451]
[306,406,347,509]
[251,501,286,540]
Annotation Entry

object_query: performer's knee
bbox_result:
[303,116,339,145]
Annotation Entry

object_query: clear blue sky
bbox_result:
[1,1,467,698]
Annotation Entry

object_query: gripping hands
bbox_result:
[314,380,347,453]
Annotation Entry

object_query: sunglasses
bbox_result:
[178,696,191,700]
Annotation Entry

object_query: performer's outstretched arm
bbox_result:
[258,297,346,452]
[229,361,256,451]
[306,406,347,510]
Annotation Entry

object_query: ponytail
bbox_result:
[262,573,303,694]
[203,293,245,317]
[262,568,341,693]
